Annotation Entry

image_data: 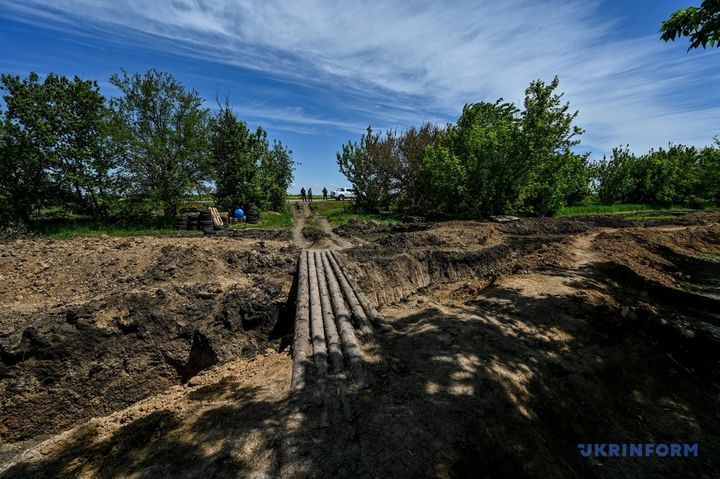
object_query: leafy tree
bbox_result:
[258,140,294,211]
[596,146,640,204]
[597,144,708,205]
[420,146,466,213]
[336,126,396,212]
[517,77,588,215]
[449,100,521,215]
[661,0,720,50]
[698,140,720,203]
[0,72,112,222]
[210,103,267,210]
[394,123,445,211]
[110,69,211,218]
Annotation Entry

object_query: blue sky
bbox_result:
[1,0,719,194]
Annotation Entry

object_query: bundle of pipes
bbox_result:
[291,250,385,393]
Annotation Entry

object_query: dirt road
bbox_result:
[291,201,351,250]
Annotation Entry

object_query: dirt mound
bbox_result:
[334,219,429,237]
[376,222,500,250]
[594,224,720,287]
[226,229,293,241]
[0,236,297,445]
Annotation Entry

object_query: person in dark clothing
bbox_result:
[322,187,328,201]
[307,187,313,202]
[300,187,306,202]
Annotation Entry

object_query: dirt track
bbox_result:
[1,212,719,477]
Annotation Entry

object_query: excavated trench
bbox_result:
[0,283,297,444]
[0,237,299,447]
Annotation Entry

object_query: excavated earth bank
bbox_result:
[1,212,719,478]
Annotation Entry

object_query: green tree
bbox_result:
[336,126,396,212]
[258,140,294,211]
[697,140,720,203]
[661,0,720,50]
[0,72,113,222]
[597,146,638,204]
[517,77,588,215]
[210,103,267,210]
[110,69,211,218]
[394,123,445,211]
[449,100,521,215]
[597,144,706,205]
[420,146,466,213]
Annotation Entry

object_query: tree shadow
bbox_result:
[336,270,720,477]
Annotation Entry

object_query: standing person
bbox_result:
[300,187,306,202]
[307,187,313,202]
[322,187,328,201]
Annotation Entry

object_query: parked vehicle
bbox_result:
[330,187,355,200]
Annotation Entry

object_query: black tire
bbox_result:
[339,195,345,201]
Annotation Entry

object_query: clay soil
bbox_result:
[1,212,720,478]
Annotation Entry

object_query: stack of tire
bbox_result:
[198,209,216,235]
[186,212,199,230]
[245,204,259,224]
[174,214,188,230]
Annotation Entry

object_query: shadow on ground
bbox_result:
[2,259,719,478]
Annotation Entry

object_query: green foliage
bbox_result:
[661,0,720,50]
[417,77,590,217]
[698,140,720,203]
[210,103,294,212]
[258,140,294,211]
[557,203,656,217]
[448,99,521,215]
[516,77,590,215]
[110,69,212,218]
[210,103,266,210]
[420,146,466,213]
[0,72,113,222]
[337,77,591,218]
[310,199,400,227]
[394,123,445,211]
[0,70,294,229]
[336,126,396,212]
[596,143,715,206]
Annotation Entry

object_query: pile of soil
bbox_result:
[0,236,297,448]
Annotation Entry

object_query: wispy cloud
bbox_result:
[2,0,720,154]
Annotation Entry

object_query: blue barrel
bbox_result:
[234,208,244,218]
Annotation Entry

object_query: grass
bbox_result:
[29,202,294,239]
[309,200,401,227]
[229,204,293,231]
[556,203,703,217]
[28,217,179,239]
[624,214,676,221]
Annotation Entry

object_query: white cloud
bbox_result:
[2,0,720,155]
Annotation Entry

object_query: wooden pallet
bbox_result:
[209,207,224,228]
